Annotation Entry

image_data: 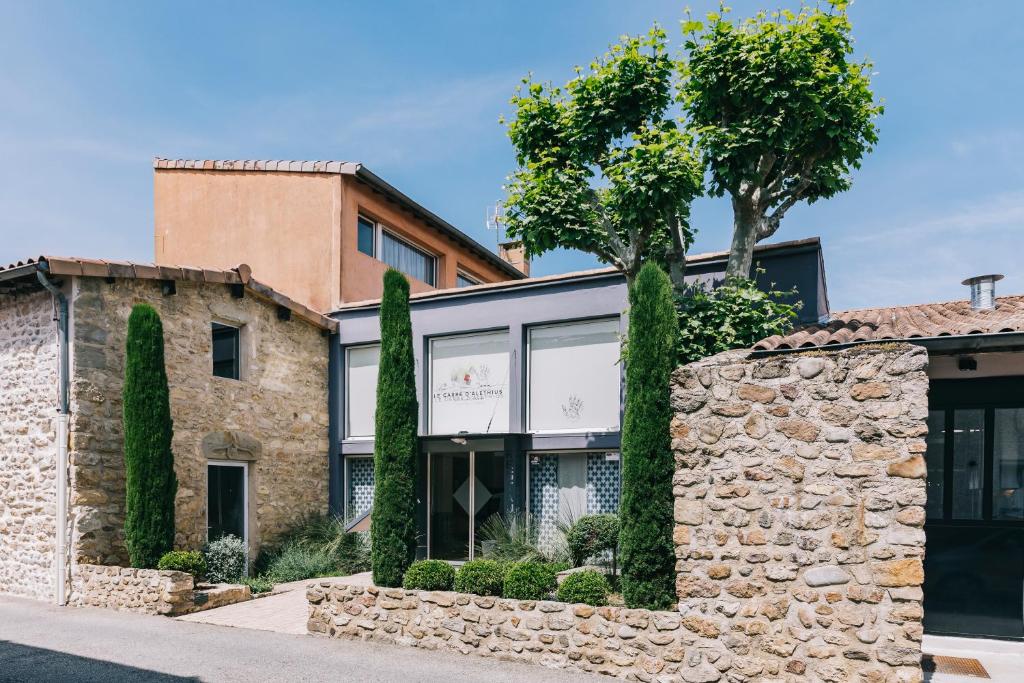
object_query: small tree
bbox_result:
[619,264,677,609]
[370,270,419,587]
[681,2,882,279]
[123,303,177,568]
[503,27,703,292]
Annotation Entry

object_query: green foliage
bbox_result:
[476,513,565,564]
[565,514,620,568]
[240,575,274,594]
[504,26,703,287]
[204,535,247,584]
[402,560,456,591]
[680,3,882,277]
[619,264,677,610]
[676,274,800,364]
[454,560,506,596]
[264,542,338,583]
[288,513,370,576]
[557,570,612,606]
[371,270,420,587]
[503,562,558,601]
[157,550,206,579]
[122,304,177,569]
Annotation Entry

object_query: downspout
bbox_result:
[36,266,69,606]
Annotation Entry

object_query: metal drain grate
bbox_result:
[922,654,990,679]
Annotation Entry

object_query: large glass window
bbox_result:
[528,451,620,553]
[925,410,946,519]
[346,345,380,439]
[953,409,985,520]
[381,230,436,286]
[429,331,509,434]
[994,408,1024,520]
[528,318,621,432]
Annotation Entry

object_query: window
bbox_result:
[346,345,380,439]
[345,456,375,520]
[925,410,945,519]
[357,215,437,286]
[994,408,1024,520]
[528,318,621,433]
[212,323,240,379]
[528,451,620,552]
[208,462,247,542]
[429,331,509,434]
[357,216,376,257]
[456,271,480,288]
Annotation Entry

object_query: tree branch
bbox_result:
[664,212,689,295]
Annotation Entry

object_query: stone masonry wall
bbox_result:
[69,564,194,615]
[0,291,59,600]
[671,344,929,683]
[69,277,329,566]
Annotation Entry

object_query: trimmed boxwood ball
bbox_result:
[157,550,206,579]
[565,514,619,567]
[454,560,505,596]
[557,570,611,606]
[502,562,557,600]
[402,560,455,591]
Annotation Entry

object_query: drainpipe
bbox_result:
[36,266,69,606]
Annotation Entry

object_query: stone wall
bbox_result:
[69,563,194,615]
[69,276,330,566]
[308,583,710,680]
[0,291,59,600]
[671,344,928,682]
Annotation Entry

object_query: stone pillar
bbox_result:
[671,344,928,682]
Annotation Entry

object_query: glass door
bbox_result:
[208,461,247,542]
[428,450,505,561]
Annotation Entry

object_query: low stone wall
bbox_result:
[70,564,195,615]
[308,583,709,680]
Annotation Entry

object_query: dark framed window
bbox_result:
[357,216,376,257]
[212,322,240,380]
[208,462,246,542]
[456,272,479,288]
[380,230,436,286]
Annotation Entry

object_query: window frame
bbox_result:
[211,322,241,380]
[357,213,438,287]
[206,460,249,544]
[344,343,381,441]
[525,317,622,435]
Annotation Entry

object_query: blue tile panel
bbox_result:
[347,457,374,519]
[529,452,620,553]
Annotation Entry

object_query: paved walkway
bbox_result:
[0,594,601,682]
[176,572,372,634]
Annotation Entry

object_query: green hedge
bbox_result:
[565,514,619,568]
[454,560,505,596]
[556,570,611,606]
[402,560,455,591]
[157,550,206,579]
[503,562,557,600]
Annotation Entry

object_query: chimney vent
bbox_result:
[961,274,1003,311]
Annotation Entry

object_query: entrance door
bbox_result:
[208,462,247,542]
[428,451,505,561]
[924,380,1024,640]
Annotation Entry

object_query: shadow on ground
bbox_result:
[0,640,200,683]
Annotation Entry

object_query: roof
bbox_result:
[334,237,823,313]
[153,158,526,281]
[0,256,337,332]
[754,294,1024,351]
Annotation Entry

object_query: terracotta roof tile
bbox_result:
[754,294,1024,351]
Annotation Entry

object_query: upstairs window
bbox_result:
[456,271,480,288]
[212,323,240,380]
[357,214,437,286]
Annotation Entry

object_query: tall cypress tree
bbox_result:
[123,303,177,568]
[371,270,419,587]
[619,263,677,609]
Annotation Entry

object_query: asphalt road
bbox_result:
[0,595,603,683]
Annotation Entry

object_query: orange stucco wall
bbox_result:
[155,169,513,312]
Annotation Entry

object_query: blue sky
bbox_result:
[1,1,1022,311]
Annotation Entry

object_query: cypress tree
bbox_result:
[371,270,419,587]
[619,263,677,609]
[123,303,177,568]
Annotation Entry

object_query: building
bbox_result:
[153,159,527,313]
[754,275,1024,640]
[0,256,334,603]
[329,238,828,560]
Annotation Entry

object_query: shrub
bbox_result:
[264,542,337,583]
[557,570,611,606]
[565,514,619,568]
[503,562,557,600]
[476,513,566,564]
[620,264,677,610]
[402,560,455,591]
[241,575,274,594]
[454,560,505,596]
[157,550,206,579]
[289,513,370,575]
[205,535,247,584]
[122,304,177,569]
[371,270,420,587]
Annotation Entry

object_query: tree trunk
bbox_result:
[725,196,760,280]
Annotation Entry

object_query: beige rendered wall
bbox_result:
[155,170,340,313]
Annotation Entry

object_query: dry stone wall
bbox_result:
[69,564,194,615]
[68,276,330,566]
[0,291,59,600]
[671,345,929,683]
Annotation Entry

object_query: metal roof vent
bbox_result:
[961,274,1004,310]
